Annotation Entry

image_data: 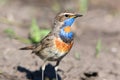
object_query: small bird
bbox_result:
[20,11,82,80]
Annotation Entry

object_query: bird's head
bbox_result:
[54,12,83,28]
[53,12,83,42]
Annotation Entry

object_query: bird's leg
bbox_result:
[55,66,58,80]
[54,60,60,80]
[42,61,46,80]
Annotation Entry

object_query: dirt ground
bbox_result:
[0,0,120,80]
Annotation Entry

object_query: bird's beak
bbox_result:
[69,14,83,18]
[74,14,83,18]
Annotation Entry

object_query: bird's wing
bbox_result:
[32,32,54,53]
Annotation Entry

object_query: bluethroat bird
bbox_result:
[20,11,82,80]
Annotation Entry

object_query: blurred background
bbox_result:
[0,0,120,80]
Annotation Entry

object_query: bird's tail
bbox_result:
[19,45,35,50]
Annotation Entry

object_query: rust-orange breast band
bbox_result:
[54,38,73,53]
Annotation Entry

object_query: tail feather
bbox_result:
[19,46,34,50]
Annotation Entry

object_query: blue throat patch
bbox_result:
[59,18,75,40]
[60,29,73,39]
[64,18,75,26]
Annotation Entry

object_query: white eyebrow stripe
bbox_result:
[59,13,74,16]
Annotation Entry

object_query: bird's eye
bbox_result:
[65,14,69,17]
